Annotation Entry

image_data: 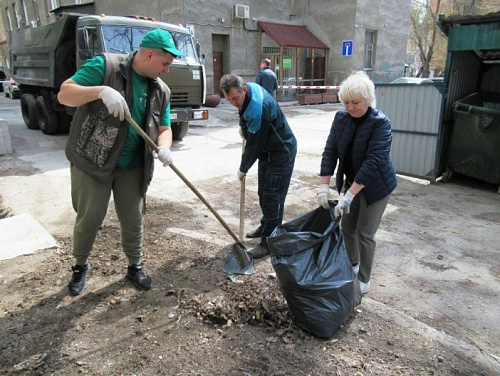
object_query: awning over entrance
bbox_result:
[258,22,328,49]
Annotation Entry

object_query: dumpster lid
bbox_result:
[437,11,500,63]
[437,11,500,36]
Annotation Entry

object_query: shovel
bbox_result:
[223,139,254,275]
[125,115,253,274]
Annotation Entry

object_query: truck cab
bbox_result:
[76,15,208,139]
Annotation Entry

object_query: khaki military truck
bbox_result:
[9,13,208,139]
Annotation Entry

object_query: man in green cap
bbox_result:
[58,28,183,296]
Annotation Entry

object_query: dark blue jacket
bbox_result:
[239,83,297,173]
[255,67,278,97]
[320,107,397,205]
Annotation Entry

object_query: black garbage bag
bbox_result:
[267,203,361,338]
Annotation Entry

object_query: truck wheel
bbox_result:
[172,122,189,140]
[56,40,77,80]
[36,96,59,135]
[21,94,39,129]
[57,111,72,134]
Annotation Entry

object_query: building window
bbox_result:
[364,30,377,69]
[13,2,22,29]
[32,0,41,26]
[46,0,58,12]
[21,0,29,27]
[5,7,13,31]
[263,46,280,55]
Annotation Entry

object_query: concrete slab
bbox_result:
[0,118,13,155]
[0,213,58,261]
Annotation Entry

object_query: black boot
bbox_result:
[248,243,270,259]
[68,263,91,296]
[246,226,263,238]
[126,264,152,291]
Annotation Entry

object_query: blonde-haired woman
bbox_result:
[317,71,397,294]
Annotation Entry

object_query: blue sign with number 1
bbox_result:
[342,40,353,56]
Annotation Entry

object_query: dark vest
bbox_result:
[65,52,171,196]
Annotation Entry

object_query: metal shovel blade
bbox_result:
[223,249,254,275]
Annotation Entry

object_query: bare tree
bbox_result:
[409,0,442,78]
[408,0,499,77]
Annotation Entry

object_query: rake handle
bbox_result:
[125,114,243,246]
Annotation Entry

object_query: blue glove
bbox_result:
[334,190,355,217]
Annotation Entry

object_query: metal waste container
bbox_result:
[447,91,500,185]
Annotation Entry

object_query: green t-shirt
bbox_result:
[71,55,171,169]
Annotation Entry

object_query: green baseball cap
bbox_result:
[140,29,183,57]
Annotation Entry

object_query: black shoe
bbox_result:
[68,263,91,296]
[248,244,270,259]
[126,264,152,291]
[246,226,262,239]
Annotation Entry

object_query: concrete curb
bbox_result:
[0,213,59,261]
[362,297,500,375]
[0,118,12,155]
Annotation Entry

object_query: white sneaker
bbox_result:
[359,280,371,294]
[352,264,359,275]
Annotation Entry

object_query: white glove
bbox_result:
[153,146,173,167]
[98,87,130,121]
[237,169,246,181]
[317,183,330,209]
[334,190,355,217]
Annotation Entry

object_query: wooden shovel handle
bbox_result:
[239,140,246,241]
[125,114,242,245]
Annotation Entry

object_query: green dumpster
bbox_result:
[447,91,500,185]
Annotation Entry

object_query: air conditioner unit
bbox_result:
[234,4,249,19]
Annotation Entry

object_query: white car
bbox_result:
[3,79,20,99]
[390,77,434,84]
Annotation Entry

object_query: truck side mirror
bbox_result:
[77,27,93,60]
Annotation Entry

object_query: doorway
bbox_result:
[212,34,230,97]
[213,51,223,97]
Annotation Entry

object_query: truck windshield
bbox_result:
[101,26,199,64]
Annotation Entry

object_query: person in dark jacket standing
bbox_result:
[220,74,297,258]
[57,29,183,296]
[255,58,278,98]
[317,71,397,294]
